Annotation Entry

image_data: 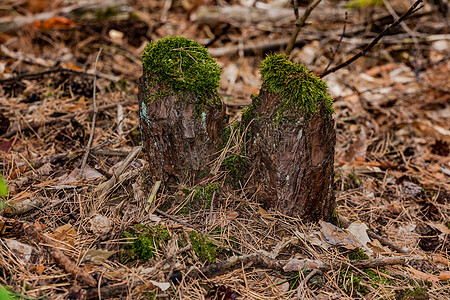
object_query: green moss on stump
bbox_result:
[142,36,221,107]
[259,54,334,121]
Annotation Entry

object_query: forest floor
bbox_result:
[0,0,449,299]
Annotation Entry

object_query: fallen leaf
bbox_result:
[226,211,239,221]
[405,267,439,282]
[438,271,450,281]
[82,249,116,264]
[47,223,77,248]
[258,206,274,220]
[319,220,360,250]
[346,221,372,254]
[386,203,403,215]
[150,280,171,291]
[367,239,390,253]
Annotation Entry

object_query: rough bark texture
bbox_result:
[138,72,226,187]
[247,88,336,221]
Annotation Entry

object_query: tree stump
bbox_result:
[138,37,226,187]
[244,54,336,221]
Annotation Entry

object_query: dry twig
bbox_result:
[319,0,424,78]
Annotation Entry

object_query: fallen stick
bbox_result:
[175,250,420,281]
[21,222,97,287]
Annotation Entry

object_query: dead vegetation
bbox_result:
[0,0,449,299]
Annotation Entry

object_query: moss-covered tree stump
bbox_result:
[138,37,226,186]
[244,54,336,221]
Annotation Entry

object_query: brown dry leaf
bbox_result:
[438,271,450,281]
[0,138,16,153]
[3,238,38,263]
[319,220,360,250]
[32,265,46,275]
[346,221,372,254]
[427,222,450,235]
[33,16,75,29]
[411,120,450,141]
[47,223,77,248]
[367,239,390,253]
[226,211,239,221]
[386,203,403,215]
[258,206,274,221]
[82,249,116,264]
[0,220,6,235]
[405,267,439,282]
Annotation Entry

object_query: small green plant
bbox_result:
[0,174,8,211]
[179,183,219,214]
[0,286,14,300]
[121,224,171,262]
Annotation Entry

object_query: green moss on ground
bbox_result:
[396,286,429,300]
[348,248,370,260]
[141,36,221,109]
[259,54,334,121]
[188,231,216,263]
[121,224,171,262]
[340,271,370,296]
[178,183,220,214]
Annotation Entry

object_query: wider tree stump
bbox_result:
[243,54,336,221]
[138,37,226,186]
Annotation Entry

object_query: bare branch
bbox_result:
[319,0,423,78]
[285,0,322,56]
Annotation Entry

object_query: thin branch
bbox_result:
[323,12,347,73]
[79,48,102,179]
[319,0,423,78]
[285,0,322,56]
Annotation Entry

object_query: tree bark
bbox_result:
[138,73,225,187]
[246,89,336,221]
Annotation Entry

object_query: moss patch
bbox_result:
[121,224,171,262]
[348,248,370,260]
[142,36,221,108]
[179,183,219,214]
[188,231,216,263]
[259,54,334,121]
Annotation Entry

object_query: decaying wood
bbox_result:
[247,91,336,221]
[138,74,226,187]
[178,249,420,281]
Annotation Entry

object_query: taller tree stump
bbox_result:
[138,37,225,186]
[244,54,336,221]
